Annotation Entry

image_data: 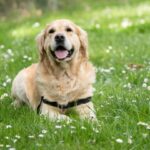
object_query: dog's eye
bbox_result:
[66,27,72,32]
[49,29,55,34]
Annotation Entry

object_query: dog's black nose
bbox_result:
[55,34,65,43]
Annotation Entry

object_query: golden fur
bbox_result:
[12,19,97,121]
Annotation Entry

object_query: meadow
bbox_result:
[0,0,150,149]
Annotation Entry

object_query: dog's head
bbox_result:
[36,19,88,63]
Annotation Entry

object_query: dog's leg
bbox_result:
[75,102,97,121]
[45,111,71,121]
[48,111,71,121]
[40,105,71,121]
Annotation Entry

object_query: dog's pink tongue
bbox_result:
[55,50,68,59]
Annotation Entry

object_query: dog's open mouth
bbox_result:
[51,46,74,60]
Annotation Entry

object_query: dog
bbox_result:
[11,19,97,121]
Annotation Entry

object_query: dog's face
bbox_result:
[37,19,88,63]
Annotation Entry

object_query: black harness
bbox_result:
[37,96,91,114]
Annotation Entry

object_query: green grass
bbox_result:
[0,0,150,149]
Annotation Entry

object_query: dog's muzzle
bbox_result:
[51,45,74,60]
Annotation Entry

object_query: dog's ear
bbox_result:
[76,26,89,59]
[36,30,46,61]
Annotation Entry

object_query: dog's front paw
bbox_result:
[47,113,72,122]
[81,113,97,122]
[89,114,98,123]
[57,114,72,122]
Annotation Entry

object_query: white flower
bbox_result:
[28,57,32,61]
[23,55,32,61]
[0,45,5,49]
[12,139,17,143]
[11,59,14,62]
[7,49,14,56]
[127,83,132,89]
[3,53,10,59]
[98,68,112,73]
[147,86,150,91]
[2,82,7,87]
[0,93,9,100]
[32,22,40,28]
[142,83,147,88]
[100,105,104,108]
[142,133,148,138]
[6,78,12,83]
[108,96,114,99]
[38,134,44,138]
[128,137,133,144]
[9,148,16,150]
[5,136,9,139]
[124,83,132,89]
[70,126,76,129]
[95,24,100,29]
[3,49,14,60]
[81,126,86,130]
[55,125,62,129]
[116,138,123,143]
[23,55,28,59]
[137,121,148,126]
[132,100,136,103]
[93,128,99,133]
[144,78,149,83]
[108,46,112,50]
[42,129,47,134]
[137,121,150,130]
[110,67,115,70]
[122,70,126,74]
[6,145,11,148]
[15,135,21,139]
[6,125,12,128]
[121,18,132,28]
[146,125,150,130]
[106,49,110,53]
[99,91,104,95]
[92,87,96,92]
[139,19,145,24]
[28,135,35,139]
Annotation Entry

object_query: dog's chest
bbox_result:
[52,77,80,94]
[44,74,86,101]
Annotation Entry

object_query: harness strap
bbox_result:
[37,96,91,114]
[37,96,44,114]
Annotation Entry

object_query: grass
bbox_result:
[0,0,150,149]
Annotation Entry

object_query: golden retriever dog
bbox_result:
[11,19,97,121]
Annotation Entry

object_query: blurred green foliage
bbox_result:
[0,0,149,17]
[0,0,79,15]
